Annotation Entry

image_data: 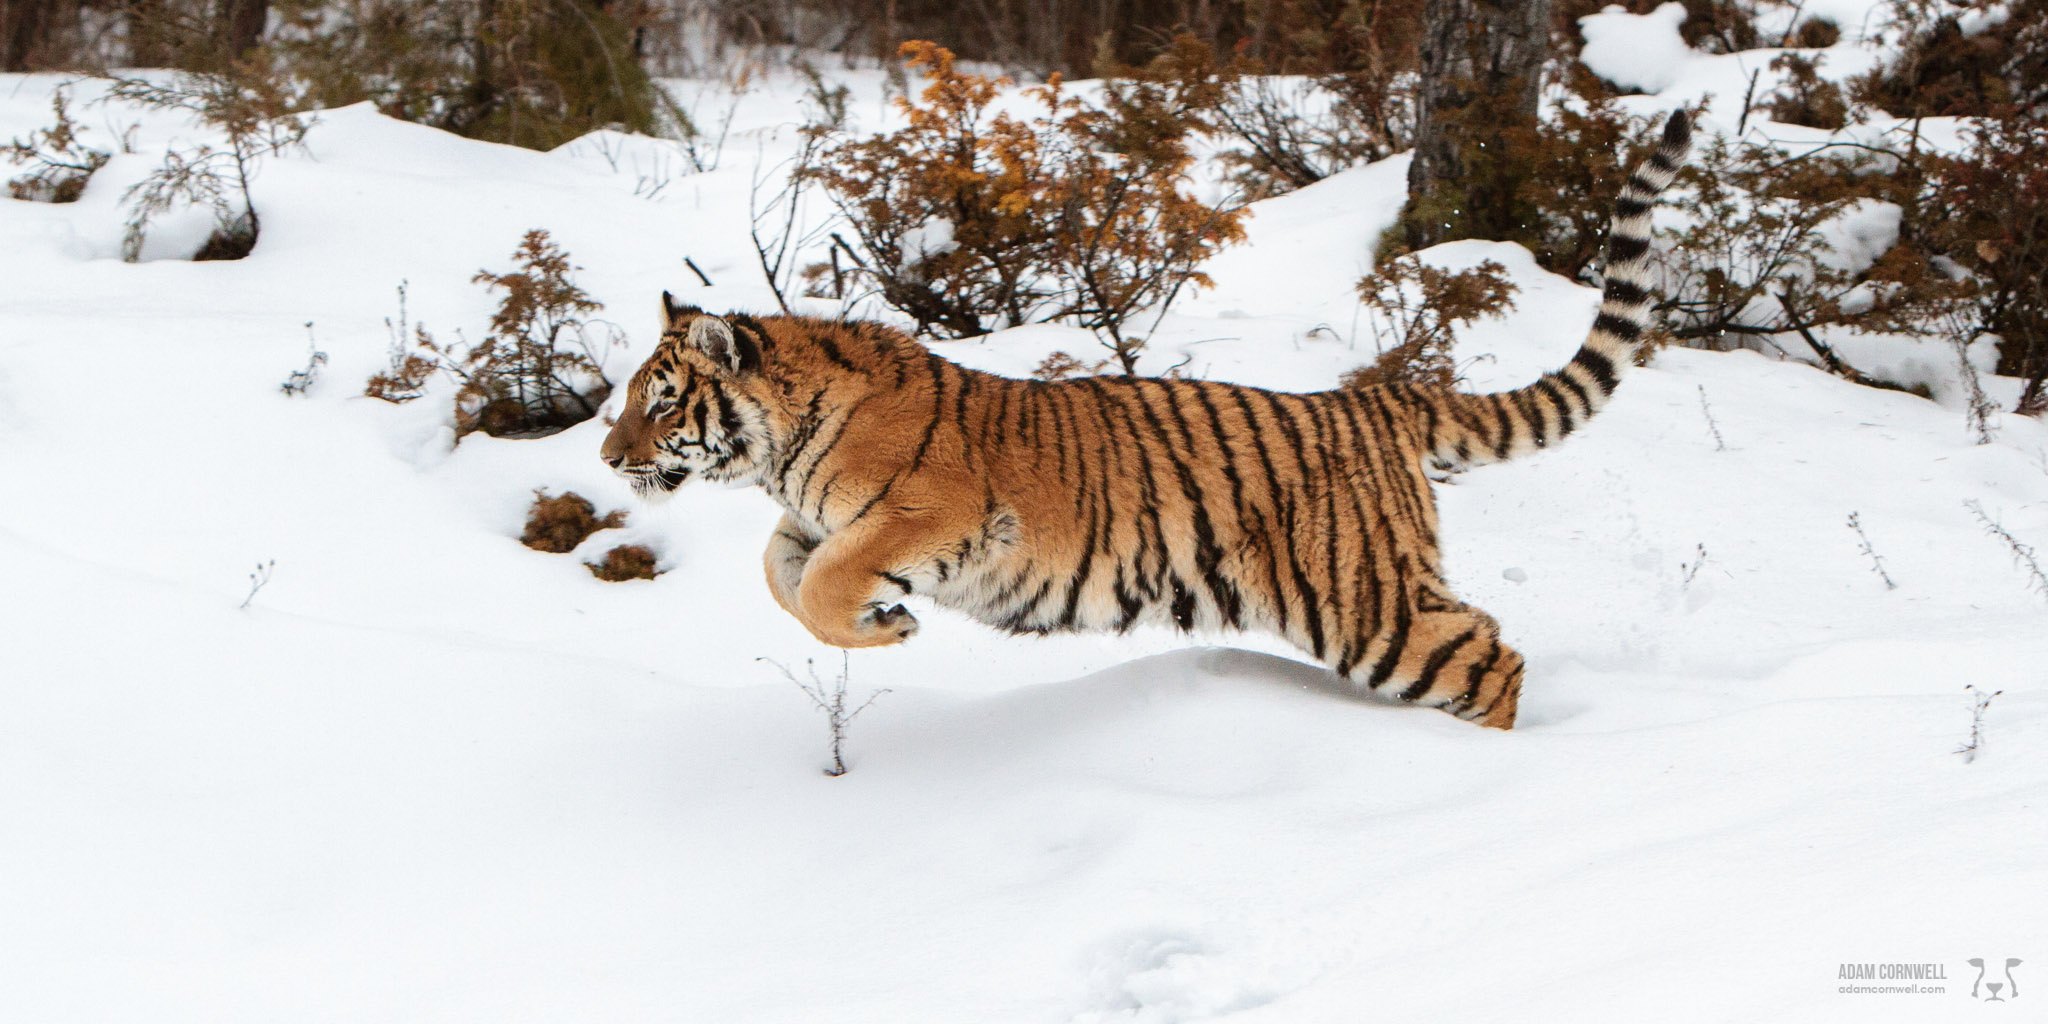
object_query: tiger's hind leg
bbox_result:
[1352,583,1524,729]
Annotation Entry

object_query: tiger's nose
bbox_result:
[601,454,624,469]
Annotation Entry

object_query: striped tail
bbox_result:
[1408,110,1693,470]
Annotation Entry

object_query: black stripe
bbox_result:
[1607,234,1651,264]
[1331,392,1396,640]
[1094,382,1169,596]
[1532,378,1576,439]
[1591,311,1643,342]
[813,332,861,374]
[1113,576,1143,632]
[1170,577,1195,630]
[906,354,946,471]
[1251,389,1325,659]
[1404,628,1479,702]
[1299,394,1348,652]
[951,364,975,454]
[1229,389,1293,635]
[846,473,898,523]
[1510,388,1547,448]
[1602,277,1649,306]
[1154,382,1239,627]
[875,570,913,594]
[1056,499,1101,630]
[1455,638,1505,711]
[1366,586,1412,689]
[1614,197,1651,219]
[1553,366,1593,414]
[1489,395,1516,461]
[1572,347,1619,393]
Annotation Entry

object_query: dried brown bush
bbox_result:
[1851,0,2047,118]
[520,490,626,553]
[1791,17,1841,48]
[1342,257,1517,390]
[1911,113,2048,413]
[398,230,622,436]
[587,544,662,581]
[811,40,1245,370]
[1764,53,1849,129]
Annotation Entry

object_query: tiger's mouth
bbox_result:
[621,464,691,501]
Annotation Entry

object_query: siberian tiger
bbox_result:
[600,111,1693,729]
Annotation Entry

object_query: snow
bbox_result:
[4,23,2046,1022]
[1579,3,1696,94]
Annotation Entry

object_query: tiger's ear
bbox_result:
[660,290,700,327]
[685,314,760,374]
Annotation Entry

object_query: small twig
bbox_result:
[683,256,713,288]
[1774,291,1880,387]
[1963,500,2048,601]
[762,653,889,776]
[280,321,327,397]
[1737,67,1762,137]
[1680,543,1708,589]
[1697,384,1728,451]
[240,559,274,610]
[1956,685,2003,763]
[1846,511,1897,590]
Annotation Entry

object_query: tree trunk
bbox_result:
[1401,0,1550,252]
[220,0,265,59]
[3,0,52,70]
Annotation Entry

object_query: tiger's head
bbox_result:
[600,293,776,502]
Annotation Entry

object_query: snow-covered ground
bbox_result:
[3,7,2044,1019]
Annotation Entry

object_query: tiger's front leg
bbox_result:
[793,506,975,649]
[763,512,821,621]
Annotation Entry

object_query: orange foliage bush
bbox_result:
[812,41,1246,371]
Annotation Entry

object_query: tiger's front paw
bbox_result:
[861,602,920,644]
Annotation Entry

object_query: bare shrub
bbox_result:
[1846,511,1897,590]
[520,490,626,553]
[1208,0,1422,198]
[239,558,274,610]
[1956,684,2003,763]
[765,654,888,777]
[109,62,311,261]
[364,281,437,404]
[1964,500,2048,601]
[5,88,108,202]
[279,322,326,397]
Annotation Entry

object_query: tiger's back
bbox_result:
[602,112,1695,730]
